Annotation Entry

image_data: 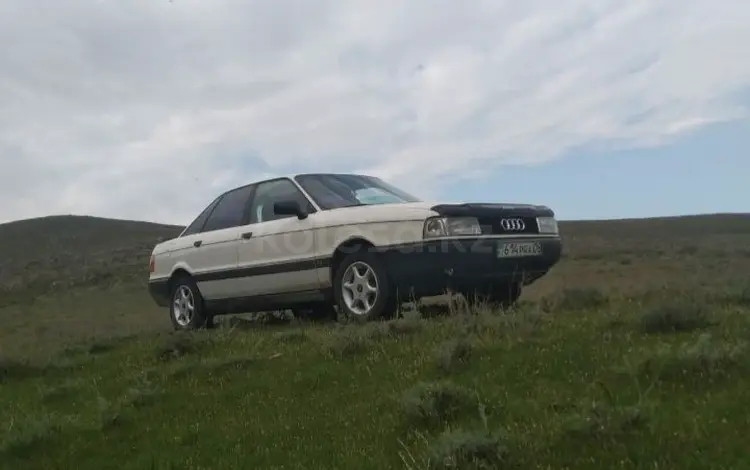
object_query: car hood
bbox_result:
[319,202,438,222]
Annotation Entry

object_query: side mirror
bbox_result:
[273,200,307,219]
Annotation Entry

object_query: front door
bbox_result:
[235,178,321,298]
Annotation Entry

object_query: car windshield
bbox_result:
[294,173,421,210]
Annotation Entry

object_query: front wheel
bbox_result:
[169,275,211,330]
[333,251,397,322]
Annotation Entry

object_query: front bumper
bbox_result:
[379,236,562,298]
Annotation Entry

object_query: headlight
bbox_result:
[536,216,559,234]
[423,217,481,238]
[423,217,447,238]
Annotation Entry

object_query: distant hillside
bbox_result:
[1,212,749,302]
[560,213,750,237]
[0,215,182,295]
[557,213,750,258]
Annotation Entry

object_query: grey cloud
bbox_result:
[1,0,749,224]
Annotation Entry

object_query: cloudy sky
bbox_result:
[1,0,749,225]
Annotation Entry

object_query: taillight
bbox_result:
[149,255,155,273]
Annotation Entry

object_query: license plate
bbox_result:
[497,241,542,258]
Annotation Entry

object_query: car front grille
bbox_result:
[478,216,539,235]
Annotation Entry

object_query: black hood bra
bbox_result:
[430,203,555,218]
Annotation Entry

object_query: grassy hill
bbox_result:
[2,212,747,294]
[0,215,182,294]
[1,213,750,469]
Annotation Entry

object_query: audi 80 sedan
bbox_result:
[147,173,562,329]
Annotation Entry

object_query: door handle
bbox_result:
[241,232,253,239]
[193,240,202,247]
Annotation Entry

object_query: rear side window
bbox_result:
[181,196,221,236]
[201,185,255,232]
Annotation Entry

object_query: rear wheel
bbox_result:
[333,251,397,322]
[169,275,212,330]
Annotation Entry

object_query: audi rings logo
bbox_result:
[500,218,526,231]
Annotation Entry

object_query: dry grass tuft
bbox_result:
[203,356,256,374]
[0,413,71,458]
[272,329,309,344]
[541,288,610,312]
[637,333,747,381]
[400,381,477,427]
[425,428,510,469]
[154,332,211,361]
[320,328,373,358]
[39,379,83,404]
[560,401,648,440]
[0,358,45,383]
[434,338,473,374]
[639,302,715,334]
[387,310,425,336]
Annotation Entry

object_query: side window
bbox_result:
[249,179,313,224]
[202,185,255,232]
[181,196,221,237]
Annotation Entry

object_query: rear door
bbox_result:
[157,195,222,283]
[188,184,256,300]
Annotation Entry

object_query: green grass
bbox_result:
[1,213,750,468]
[1,296,749,469]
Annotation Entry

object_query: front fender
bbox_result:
[320,220,426,255]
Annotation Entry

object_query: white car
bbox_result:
[147,173,562,329]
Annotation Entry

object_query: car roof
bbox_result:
[222,172,374,194]
[253,172,371,184]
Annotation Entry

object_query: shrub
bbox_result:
[435,338,473,374]
[541,288,609,312]
[639,303,713,334]
[426,428,509,469]
[400,381,476,426]
[387,311,424,336]
[39,379,83,404]
[154,332,209,361]
[638,333,747,381]
[0,358,44,383]
[272,329,308,344]
[561,402,648,440]
[321,329,372,358]
[0,413,69,458]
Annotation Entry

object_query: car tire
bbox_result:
[169,275,211,330]
[462,281,523,310]
[333,250,397,322]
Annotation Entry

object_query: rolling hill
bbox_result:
[0,215,182,293]
[1,212,748,294]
